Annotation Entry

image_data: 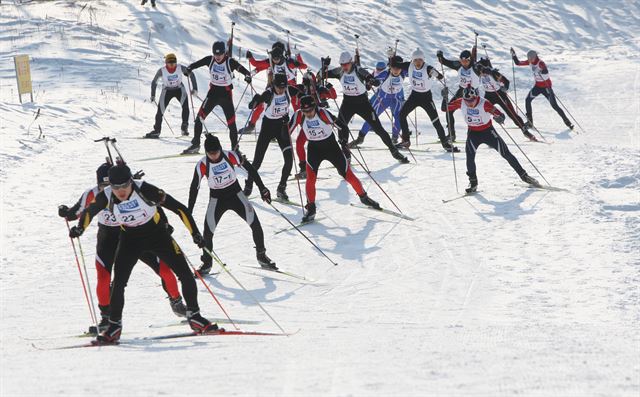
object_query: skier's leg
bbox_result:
[139,252,181,299]
[497,91,525,128]
[180,85,189,132]
[244,121,271,193]
[358,100,395,150]
[399,93,419,140]
[305,142,321,203]
[192,90,216,146]
[542,87,571,125]
[94,226,118,319]
[201,197,222,268]
[485,127,527,177]
[296,129,308,168]
[220,90,239,149]
[276,120,293,187]
[359,92,379,136]
[391,98,403,138]
[153,89,168,133]
[423,93,447,141]
[232,191,266,253]
[525,86,542,124]
[108,237,143,324]
[327,138,365,195]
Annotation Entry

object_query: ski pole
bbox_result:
[553,92,586,134]
[75,234,100,332]
[178,241,239,330]
[439,64,459,193]
[372,89,417,163]
[233,82,249,115]
[152,99,176,136]
[268,203,339,266]
[65,220,98,327]
[496,123,551,186]
[511,56,519,110]
[94,137,114,164]
[502,91,546,141]
[202,247,287,334]
[187,78,198,127]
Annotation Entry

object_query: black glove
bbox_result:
[260,187,272,204]
[441,86,449,97]
[184,67,192,76]
[58,205,70,218]
[319,99,329,108]
[370,78,381,87]
[436,50,444,60]
[321,57,331,67]
[69,225,84,238]
[246,50,253,59]
[244,75,252,84]
[292,60,301,67]
[133,170,145,179]
[317,86,329,95]
[248,93,260,109]
[192,232,204,248]
[326,82,333,89]
[510,47,516,56]
[494,113,506,124]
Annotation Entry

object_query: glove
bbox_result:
[58,205,70,218]
[248,93,260,109]
[370,79,381,87]
[133,170,145,179]
[436,50,444,60]
[510,48,516,56]
[150,96,155,102]
[192,232,204,248]
[317,86,329,95]
[260,187,272,204]
[244,75,252,84]
[481,66,492,75]
[245,50,253,59]
[494,113,506,124]
[184,67,192,76]
[319,99,329,108]
[326,82,333,89]
[322,57,331,67]
[441,86,449,97]
[292,60,301,67]
[69,225,84,238]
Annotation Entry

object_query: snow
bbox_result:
[1,0,639,396]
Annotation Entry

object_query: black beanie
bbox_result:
[204,134,222,152]
[108,164,132,185]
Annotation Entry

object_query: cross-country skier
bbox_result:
[58,162,188,334]
[241,42,307,134]
[477,57,536,141]
[321,52,409,164]
[511,48,573,129]
[242,73,301,201]
[182,41,253,154]
[373,61,387,78]
[188,134,276,275]
[437,47,481,141]
[288,95,381,222]
[292,70,338,180]
[395,48,458,152]
[147,53,197,138]
[447,86,540,193]
[141,0,156,7]
[69,164,216,343]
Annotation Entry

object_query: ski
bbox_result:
[349,203,415,221]
[273,197,302,207]
[274,217,325,235]
[239,265,311,282]
[31,341,120,351]
[518,183,569,192]
[148,318,261,329]
[137,153,201,162]
[358,146,430,153]
[442,191,480,203]
[288,176,330,182]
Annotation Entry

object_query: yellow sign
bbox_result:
[14,54,33,102]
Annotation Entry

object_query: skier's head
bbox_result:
[273,73,287,94]
[462,85,479,105]
[411,47,425,68]
[212,41,226,62]
[300,95,316,117]
[96,161,113,189]
[108,164,133,200]
[390,55,403,76]
[527,50,538,63]
[478,57,490,67]
[339,51,353,72]
[272,41,286,52]
[375,61,386,72]
[459,50,472,67]
[302,70,316,86]
[271,47,284,64]
[164,53,177,65]
[204,134,222,161]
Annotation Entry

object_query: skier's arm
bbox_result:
[447,98,463,112]
[76,191,109,231]
[234,152,267,191]
[181,64,197,91]
[187,159,206,213]
[484,100,503,117]
[140,182,201,236]
[437,52,460,70]
[427,65,444,80]
[493,70,510,90]
[325,67,342,80]
[229,58,251,77]
[150,68,162,99]
[249,90,272,109]
[187,56,213,71]
[471,45,477,63]
[294,53,308,69]
[288,110,302,134]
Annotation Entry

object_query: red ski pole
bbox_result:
[64,220,98,326]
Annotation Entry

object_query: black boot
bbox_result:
[302,202,316,222]
[193,262,212,278]
[276,184,288,201]
[295,162,307,180]
[144,130,160,139]
[257,250,278,270]
[89,305,110,335]
[141,0,147,4]
[239,122,255,135]
[465,172,478,193]
[182,143,200,154]
[181,126,189,136]
[565,120,574,130]
[187,311,218,333]
[96,320,122,344]
[169,296,187,318]
[441,139,460,152]
[391,149,410,164]
[348,134,365,148]
[521,173,541,187]
[395,134,411,149]
[359,193,381,210]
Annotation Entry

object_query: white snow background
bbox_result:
[1,0,639,396]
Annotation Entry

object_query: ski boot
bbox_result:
[169,296,187,318]
[141,0,147,4]
[359,193,381,210]
[521,173,541,188]
[182,143,200,155]
[465,172,478,194]
[257,250,278,271]
[348,134,365,149]
[395,135,411,149]
[391,149,410,164]
[151,0,156,7]
[276,184,289,201]
[295,167,307,180]
[89,305,110,335]
[193,262,212,278]
[392,135,399,145]
[239,122,255,135]
[441,139,460,153]
[96,320,122,344]
[565,120,575,130]
[523,130,538,142]
[302,202,316,223]
[524,119,533,129]
[144,130,160,139]
[181,126,189,136]
[187,311,218,333]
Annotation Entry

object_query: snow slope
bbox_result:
[1,0,639,396]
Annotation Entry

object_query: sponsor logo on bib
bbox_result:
[468,108,480,115]
[306,119,320,128]
[118,199,140,213]
[213,64,226,73]
[212,162,229,175]
[344,75,355,83]
[412,71,423,78]
[275,96,287,105]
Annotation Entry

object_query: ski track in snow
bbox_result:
[1,0,639,396]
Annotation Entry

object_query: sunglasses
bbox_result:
[302,108,315,113]
[111,180,132,190]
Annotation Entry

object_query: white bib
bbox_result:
[265,91,290,119]
[458,67,480,88]
[380,74,404,95]
[461,98,493,128]
[79,186,119,227]
[340,70,367,96]
[408,63,432,93]
[209,60,232,86]
[271,62,296,81]
[531,63,550,83]
[480,74,501,92]
[207,157,237,189]
[106,183,157,227]
[302,112,334,141]
[161,65,183,89]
